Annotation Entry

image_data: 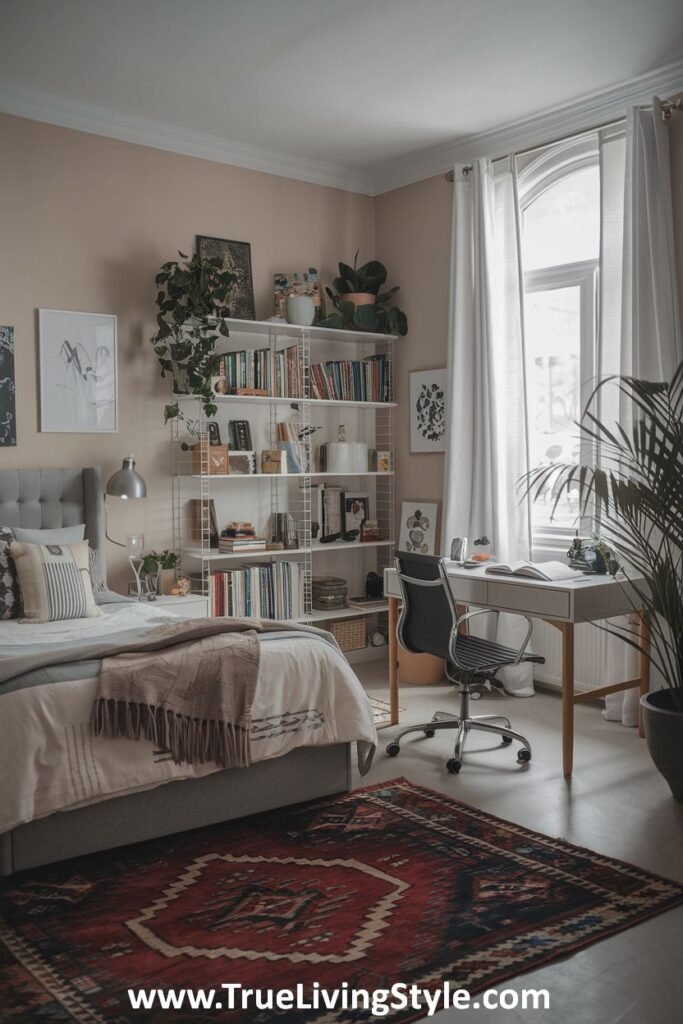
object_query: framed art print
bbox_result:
[0,326,16,446]
[197,235,256,320]
[39,310,117,433]
[410,368,447,452]
[342,491,370,541]
[399,500,439,555]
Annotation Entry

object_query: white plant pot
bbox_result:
[286,294,315,326]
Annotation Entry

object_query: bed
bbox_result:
[0,467,376,875]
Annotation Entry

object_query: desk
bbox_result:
[384,564,650,778]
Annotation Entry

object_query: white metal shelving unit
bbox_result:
[171,317,397,659]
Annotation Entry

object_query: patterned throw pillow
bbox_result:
[0,527,20,620]
[88,546,107,592]
[10,541,100,623]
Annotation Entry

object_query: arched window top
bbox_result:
[518,135,600,272]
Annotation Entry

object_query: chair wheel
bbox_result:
[517,749,532,763]
[386,742,401,757]
[423,729,436,738]
[446,758,462,774]
[501,735,513,745]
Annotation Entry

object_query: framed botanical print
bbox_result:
[410,368,447,452]
[39,310,117,433]
[399,500,440,555]
[197,235,256,320]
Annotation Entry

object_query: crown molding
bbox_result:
[371,58,683,195]
[0,82,376,196]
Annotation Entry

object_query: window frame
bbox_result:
[518,137,601,560]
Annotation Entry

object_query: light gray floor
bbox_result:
[353,662,683,1024]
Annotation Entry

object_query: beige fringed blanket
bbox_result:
[91,617,324,770]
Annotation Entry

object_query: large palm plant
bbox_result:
[525,363,683,713]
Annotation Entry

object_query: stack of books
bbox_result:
[218,523,266,553]
[209,561,304,619]
[309,354,391,403]
[216,345,302,398]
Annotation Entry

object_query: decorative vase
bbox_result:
[158,568,177,596]
[640,689,683,802]
[343,292,375,307]
[286,294,315,326]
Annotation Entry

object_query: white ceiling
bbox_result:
[2,0,683,193]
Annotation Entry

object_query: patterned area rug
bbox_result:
[370,695,405,728]
[1,778,682,1023]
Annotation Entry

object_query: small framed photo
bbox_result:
[399,500,440,555]
[207,422,222,446]
[343,492,370,542]
[197,235,255,320]
[39,309,117,432]
[410,369,447,453]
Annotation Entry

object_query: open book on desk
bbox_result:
[484,560,584,582]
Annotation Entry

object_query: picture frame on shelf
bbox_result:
[410,368,447,453]
[273,268,320,322]
[399,500,440,555]
[343,492,370,542]
[207,421,222,446]
[39,309,117,433]
[0,325,16,447]
[196,235,256,320]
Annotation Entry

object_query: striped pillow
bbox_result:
[9,541,100,623]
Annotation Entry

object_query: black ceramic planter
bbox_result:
[640,689,683,803]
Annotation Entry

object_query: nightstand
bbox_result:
[151,594,209,619]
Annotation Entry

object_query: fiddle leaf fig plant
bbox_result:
[321,250,408,336]
[150,251,238,421]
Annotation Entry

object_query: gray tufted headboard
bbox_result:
[0,467,106,582]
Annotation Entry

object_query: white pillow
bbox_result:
[10,540,100,622]
[13,524,86,544]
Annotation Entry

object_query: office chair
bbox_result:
[387,551,544,774]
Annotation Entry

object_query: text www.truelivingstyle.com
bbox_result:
[128,982,550,1015]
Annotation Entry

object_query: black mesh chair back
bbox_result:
[394,550,454,660]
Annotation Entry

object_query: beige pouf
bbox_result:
[398,647,446,685]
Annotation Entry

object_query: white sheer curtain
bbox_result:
[442,159,535,696]
[599,98,683,725]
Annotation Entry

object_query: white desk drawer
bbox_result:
[487,582,570,619]
[445,575,488,605]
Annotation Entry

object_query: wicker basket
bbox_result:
[330,618,367,652]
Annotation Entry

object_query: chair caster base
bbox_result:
[386,742,401,757]
[517,749,532,763]
[501,735,513,745]
[446,758,462,774]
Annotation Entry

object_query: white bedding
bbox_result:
[0,604,377,834]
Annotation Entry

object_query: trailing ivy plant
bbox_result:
[320,251,408,336]
[150,251,237,421]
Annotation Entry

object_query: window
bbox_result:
[519,141,600,556]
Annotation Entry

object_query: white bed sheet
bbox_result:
[0,604,377,833]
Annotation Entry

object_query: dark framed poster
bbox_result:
[0,326,16,447]
[196,235,256,320]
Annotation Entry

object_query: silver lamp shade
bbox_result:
[106,455,147,500]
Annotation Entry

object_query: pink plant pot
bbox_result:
[343,292,376,306]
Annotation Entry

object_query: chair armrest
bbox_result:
[453,609,533,665]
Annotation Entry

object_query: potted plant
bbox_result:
[150,251,238,422]
[321,251,408,336]
[525,364,683,801]
[142,550,179,596]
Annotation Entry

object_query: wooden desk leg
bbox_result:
[561,622,575,779]
[638,612,651,739]
[388,596,400,726]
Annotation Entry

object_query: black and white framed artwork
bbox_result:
[410,368,447,452]
[39,309,117,432]
[0,326,16,447]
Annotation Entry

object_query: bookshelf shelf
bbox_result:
[171,320,396,647]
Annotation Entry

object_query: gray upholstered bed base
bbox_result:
[0,467,353,876]
[0,744,351,875]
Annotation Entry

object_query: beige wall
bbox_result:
[375,174,452,541]
[0,113,375,587]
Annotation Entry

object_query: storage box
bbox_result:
[330,618,366,652]
[191,443,228,475]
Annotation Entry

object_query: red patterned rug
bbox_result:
[1,778,682,1023]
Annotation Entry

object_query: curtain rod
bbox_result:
[445,93,683,181]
